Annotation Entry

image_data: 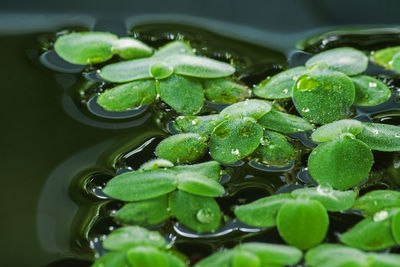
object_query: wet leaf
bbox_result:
[157,74,204,115]
[291,186,356,212]
[234,193,293,227]
[111,37,153,60]
[370,46,400,69]
[114,195,170,226]
[311,119,364,143]
[254,131,295,167]
[258,109,314,133]
[239,243,302,266]
[369,253,400,267]
[351,75,391,106]
[392,210,400,244]
[305,244,368,267]
[154,41,195,57]
[174,115,226,135]
[357,122,400,151]
[171,161,221,182]
[97,80,156,111]
[103,169,177,201]
[277,199,329,250]
[177,172,225,197]
[103,226,167,251]
[292,67,355,124]
[306,47,368,76]
[220,99,272,120]
[203,78,250,104]
[210,118,263,164]
[308,134,373,190]
[169,190,222,232]
[127,246,168,267]
[232,251,260,267]
[352,190,400,216]
[149,62,174,79]
[253,66,307,99]
[194,250,236,267]
[99,57,155,82]
[92,251,128,267]
[155,133,208,164]
[54,31,118,64]
[165,253,188,267]
[391,52,400,73]
[138,158,174,171]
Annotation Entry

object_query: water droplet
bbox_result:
[373,210,388,222]
[368,82,377,88]
[302,108,310,113]
[260,137,270,146]
[317,185,333,195]
[196,209,214,224]
[372,129,379,135]
[282,88,289,94]
[231,149,240,155]
[395,134,400,138]
[191,119,199,125]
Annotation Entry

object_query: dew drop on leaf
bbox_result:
[373,210,389,222]
[196,208,214,224]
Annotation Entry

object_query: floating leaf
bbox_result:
[306,47,368,76]
[165,54,235,78]
[138,158,174,171]
[97,80,157,111]
[111,37,153,60]
[305,244,368,267]
[392,210,400,244]
[155,133,208,164]
[157,74,204,115]
[127,246,168,267]
[220,99,272,120]
[194,250,236,267]
[234,193,293,227]
[258,109,314,133]
[340,209,398,250]
[103,226,167,251]
[277,199,329,250]
[253,66,307,99]
[99,57,155,82]
[103,169,177,201]
[232,251,260,267]
[391,52,400,72]
[171,161,221,182]
[203,78,250,104]
[150,62,174,79]
[351,75,391,106]
[308,134,373,190]
[370,46,400,69]
[369,253,400,267]
[92,251,128,267]
[254,131,295,167]
[352,190,400,216]
[357,122,400,151]
[311,119,364,143]
[291,186,356,212]
[177,172,225,197]
[169,190,222,232]
[292,67,355,124]
[174,115,226,135]
[154,41,195,58]
[54,31,118,64]
[115,195,170,226]
[210,118,263,164]
[165,253,188,267]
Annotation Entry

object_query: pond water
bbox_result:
[1,16,400,267]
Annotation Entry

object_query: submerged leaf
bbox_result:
[370,46,400,69]
[311,119,364,143]
[351,75,391,106]
[177,172,225,197]
[220,99,272,120]
[305,244,368,267]
[357,122,400,151]
[99,57,155,82]
[111,37,153,60]
[174,115,226,135]
[203,78,250,104]
[258,109,314,133]
[171,161,221,182]
[352,190,400,216]
[127,246,168,267]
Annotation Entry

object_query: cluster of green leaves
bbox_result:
[371,46,400,73]
[309,119,400,190]
[92,226,187,267]
[234,186,356,249]
[254,47,391,124]
[103,160,224,233]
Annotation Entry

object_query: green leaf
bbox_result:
[253,66,307,99]
[103,169,177,201]
[174,115,226,135]
[234,193,293,227]
[92,251,129,267]
[351,75,391,106]
[154,41,195,58]
[111,37,153,60]
[277,199,329,250]
[127,246,168,267]
[292,67,355,124]
[165,54,235,78]
[138,158,174,171]
[149,62,174,79]
[114,195,170,226]
[392,210,400,245]
[54,31,118,64]
[203,78,250,104]
[155,133,208,164]
[391,52,400,73]
[254,131,295,167]
[171,161,221,182]
[291,187,356,212]
[369,253,400,267]
[308,134,373,190]
[157,74,204,115]
[169,190,222,232]
[97,80,156,111]
[210,118,263,164]
[258,109,314,133]
[352,190,400,216]
[306,47,368,76]
[238,243,303,266]
[177,172,225,197]
[194,250,236,267]
[232,251,260,267]
[311,119,364,143]
[357,122,400,151]
[220,99,272,120]
[99,57,155,82]
[340,209,399,250]
[165,253,188,267]
[370,46,400,69]
[103,226,167,251]
[305,244,368,267]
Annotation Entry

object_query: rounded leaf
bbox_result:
[194,250,236,267]
[220,99,272,120]
[353,190,400,216]
[351,75,391,106]
[54,31,118,64]
[391,52,400,72]
[177,172,225,197]
[210,118,263,164]
[154,41,195,58]
[165,253,188,267]
[127,246,168,267]
[138,158,174,171]
[99,57,155,82]
[306,47,368,76]
[150,62,174,79]
[155,133,208,164]
[171,161,221,182]
[392,210,400,245]
[174,115,226,135]
[204,78,250,104]
[232,251,260,267]
[308,134,373,190]
[92,251,128,267]
[370,46,400,69]
[111,37,153,60]
[311,119,364,143]
[369,253,400,267]
[357,122,400,151]
[258,109,314,133]
[277,199,329,250]
[305,244,368,267]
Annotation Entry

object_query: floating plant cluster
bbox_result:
[52,31,400,266]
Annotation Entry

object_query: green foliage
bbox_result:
[220,99,272,120]
[100,57,155,82]
[203,78,250,104]
[305,244,369,267]
[149,62,174,79]
[138,158,174,171]
[311,119,364,143]
[352,190,400,216]
[173,115,226,135]
[254,131,296,166]
[351,75,391,106]
[357,122,400,151]
[258,109,314,133]
[176,172,225,197]
[370,46,400,70]
[171,161,221,182]
[126,246,168,267]
[92,251,128,267]
[111,37,153,60]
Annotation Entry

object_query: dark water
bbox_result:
[1,18,400,267]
